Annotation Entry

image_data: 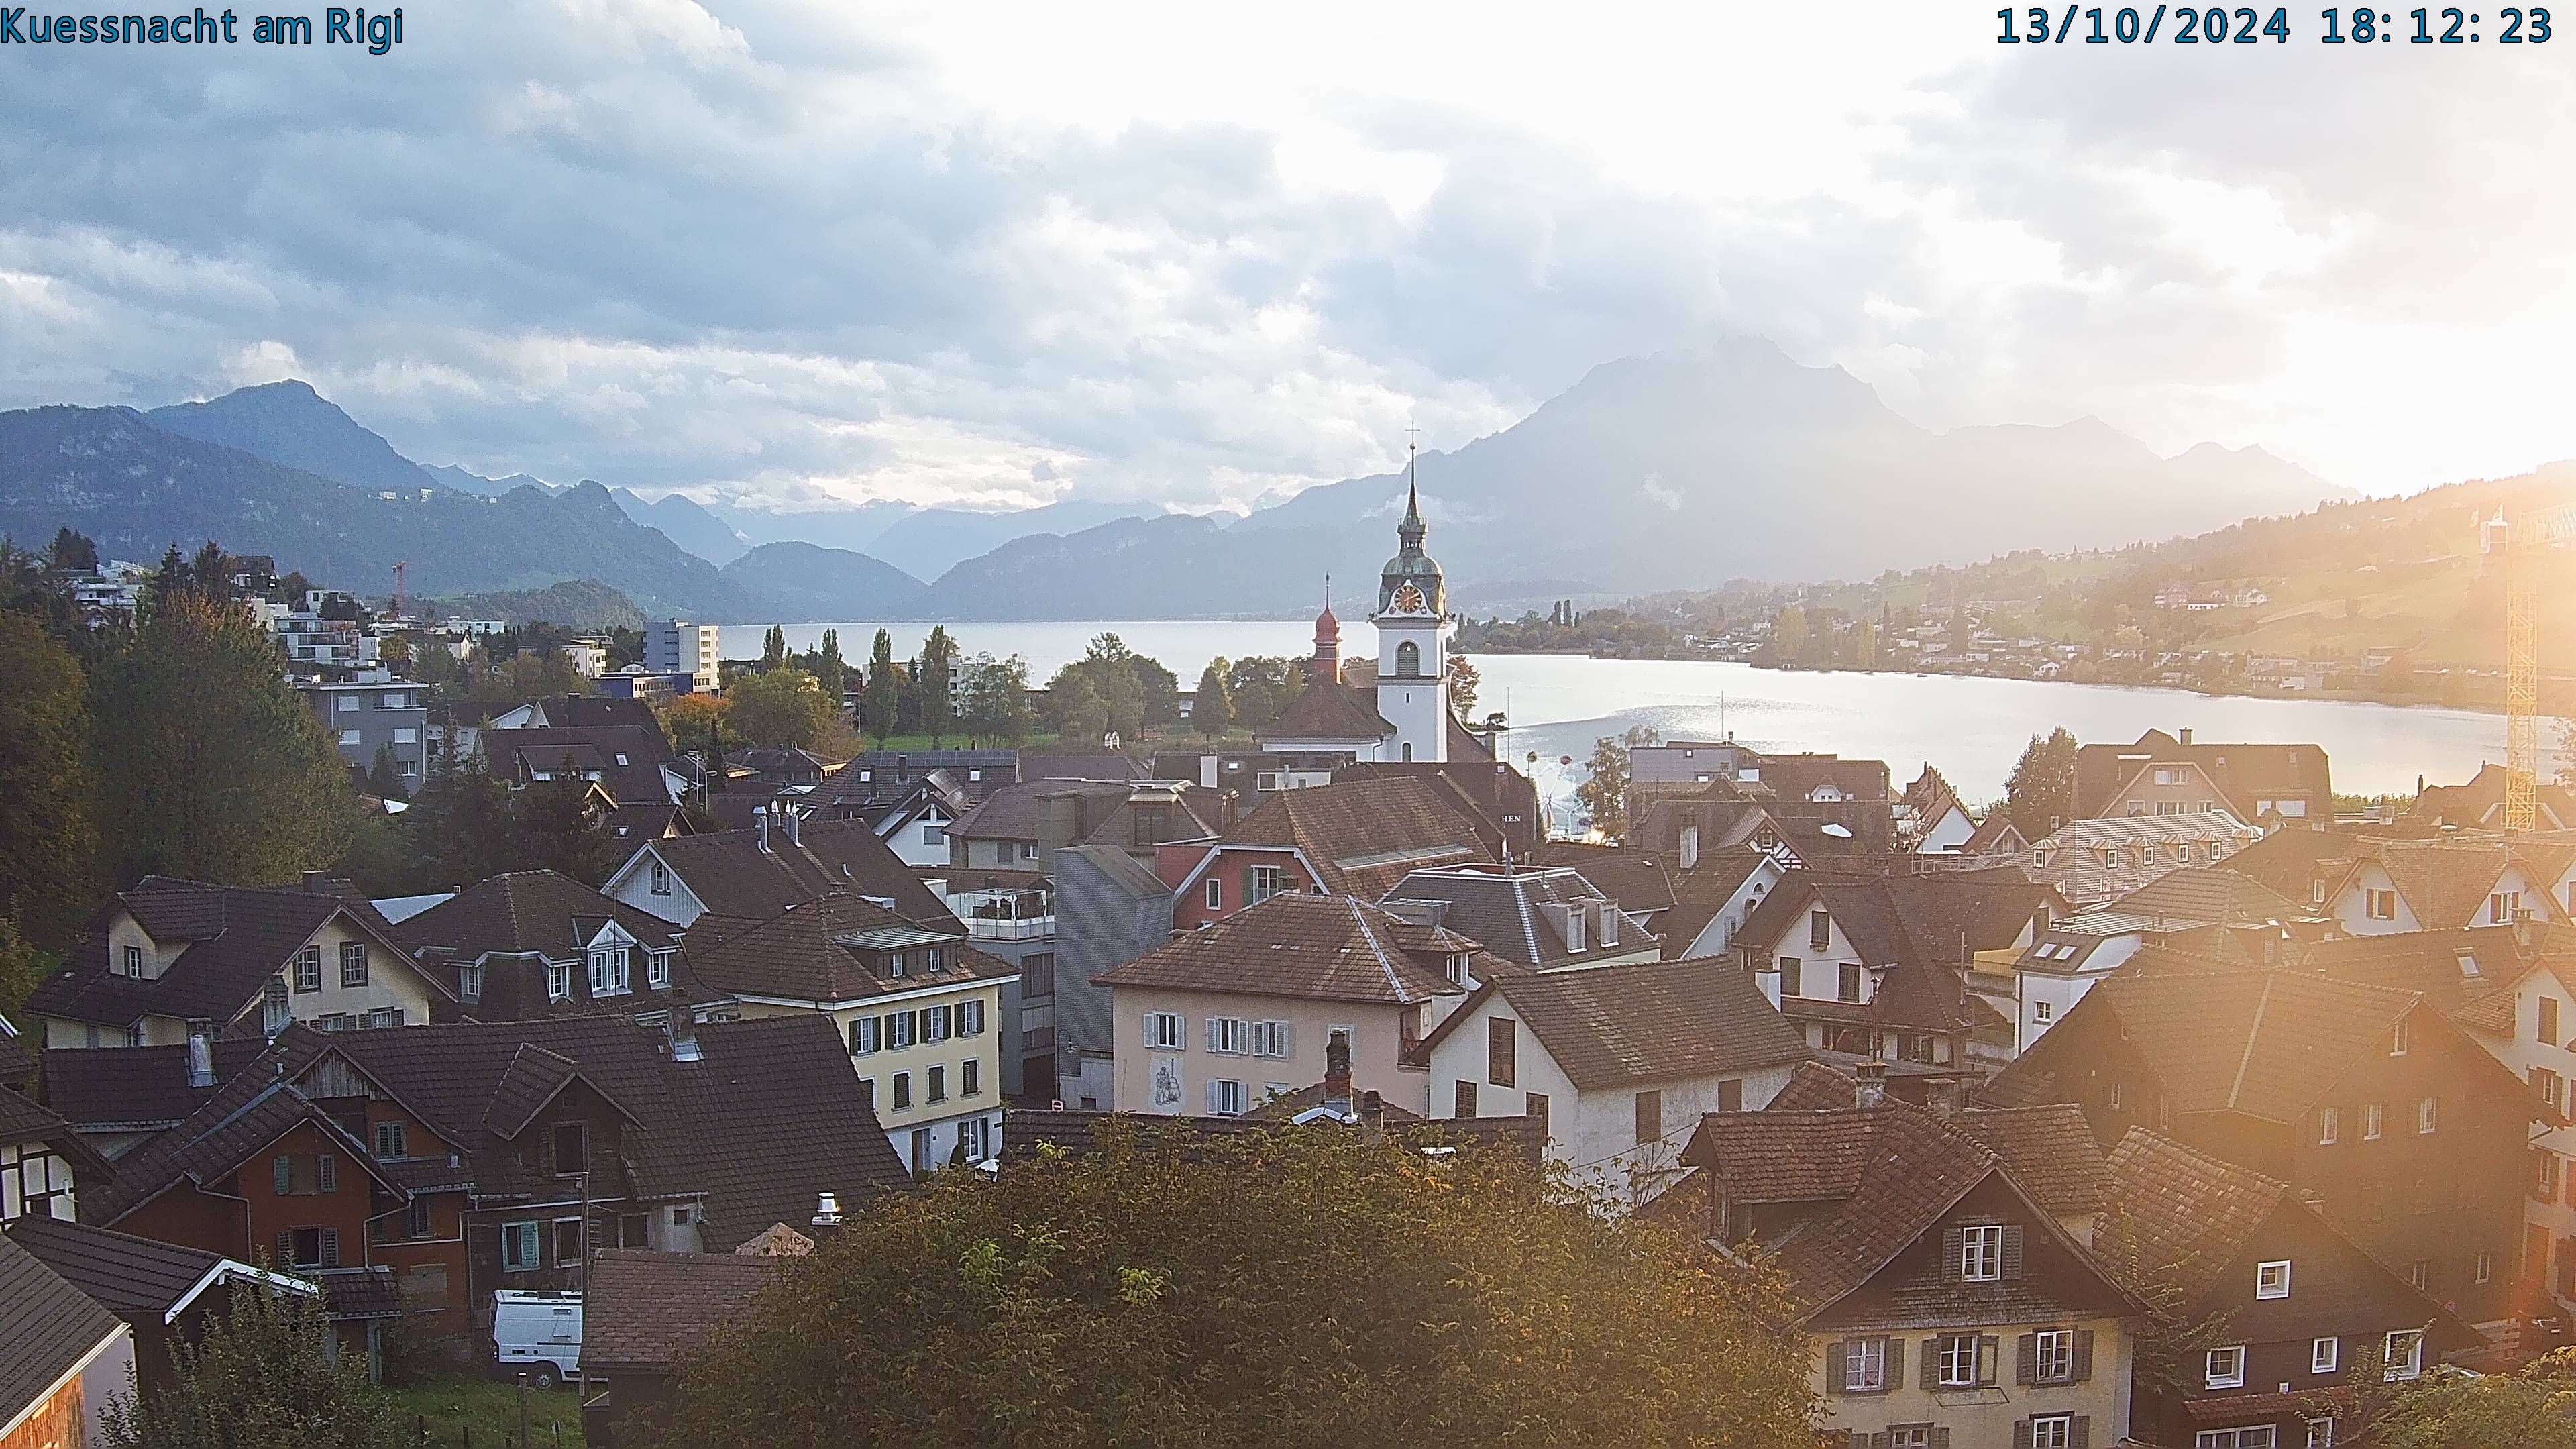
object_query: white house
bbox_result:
[2326,840,2561,937]
[1420,956,1812,1207]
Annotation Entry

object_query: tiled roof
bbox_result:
[2222,826,2363,903]
[1246,1082,1424,1123]
[2097,1129,2288,1303]
[1947,1104,2108,1218]
[1525,840,1669,907]
[2072,731,2331,821]
[482,1045,588,1138]
[949,779,1134,843]
[1023,751,1152,784]
[1256,681,1393,743]
[2059,969,2422,1125]
[27,879,435,1030]
[1091,894,1464,1006]
[1654,847,1776,959]
[1739,871,2058,1034]
[404,871,679,962]
[3,1213,260,1324]
[582,1249,780,1371]
[315,1266,400,1320]
[2108,866,2307,927]
[486,723,676,807]
[2290,925,2551,1021]
[1378,865,1654,967]
[85,1073,400,1225]
[0,1028,30,1090]
[2367,838,2526,930]
[1684,1104,2009,1318]
[0,1087,110,1184]
[637,818,957,928]
[839,750,1020,806]
[682,894,1004,1004]
[1438,956,1810,1092]
[1766,1059,1863,1112]
[0,1230,123,1430]
[270,1015,908,1248]
[1960,812,2027,855]
[2029,815,2266,904]
[2412,763,2576,832]
[38,1038,268,1132]
[998,1107,1544,1163]
[1217,775,1495,899]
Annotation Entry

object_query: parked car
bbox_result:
[492,1290,583,1388]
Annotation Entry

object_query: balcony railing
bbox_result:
[963,914,1054,941]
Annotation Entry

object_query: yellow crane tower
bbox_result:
[2502,504,2576,831]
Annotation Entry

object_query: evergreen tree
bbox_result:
[919,627,958,748]
[146,543,189,616]
[364,744,407,801]
[761,624,788,670]
[0,611,101,945]
[0,916,62,1022]
[90,594,356,887]
[48,527,98,572]
[1191,661,1233,738]
[399,753,515,890]
[1231,680,1274,731]
[189,541,233,605]
[514,757,610,884]
[814,627,847,698]
[863,629,900,747]
[101,1275,400,1449]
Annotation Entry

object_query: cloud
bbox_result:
[0,1,2568,513]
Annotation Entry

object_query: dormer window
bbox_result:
[458,963,484,1002]
[2390,1017,2410,1057]
[123,944,144,978]
[886,952,908,979]
[589,947,630,996]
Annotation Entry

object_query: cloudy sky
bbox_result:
[3,1,2570,516]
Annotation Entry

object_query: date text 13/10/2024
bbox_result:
[2000,5,2550,42]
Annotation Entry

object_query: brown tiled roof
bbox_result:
[2073,731,2331,821]
[2043,969,2424,1126]
[2367,838,2523,930]
[2412,763,2576,832]
[1217,775,1495,898]
[1091,894,1462,1006]
[582,1249,780,1371]
[1739,871,2058,1034]
[1428,956,1809,1092]
[1960,812,2026,855]
[85,1073,402,1225]
[998,1107,1544,1163]
[1656,847,1776,959]
[1246,1083,1424,1123]
[259,1015,908,1248]
[1257,682,1393,743]
[2097,1129,2288,1303]
[1378,865,1654,968]
[482,1044,589,1138]
[2222,826,2363,902]
[2108,866,2306,927]
[949,779,1134,844]
[38,1038,267,1132]
[0,1230,123,1428]
[406,871,681,959]
[1947,1104,2108,1218]
[635,818,957,928]
[3,1214,260,1324]
[2286,925,2557,1022]
[486,722,676,808]
[1766,1059,1862,1112]
[0,1086,111,1183]
[26,879,438,1030]
[681,894,1004,1004]
[1529,843,1676,916]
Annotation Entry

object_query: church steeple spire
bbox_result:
[1399,428,1426,555]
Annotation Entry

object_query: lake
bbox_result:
[721,620,2518,811]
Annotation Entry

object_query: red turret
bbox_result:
[1312,580,1340,680]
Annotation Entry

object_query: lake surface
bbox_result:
[722,620,2516,810]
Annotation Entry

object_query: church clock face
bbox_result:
[1392,582,1426,613]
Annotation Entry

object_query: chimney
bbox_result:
[1853,1060,1889,1110]
[1324,1029,1353,1114]
[185,1020,215,1088]
[757,806,771,853]
[810,1191,843,1232]
[1358,1089,1384,1129]
[667,1014,702,1062]
[783,806,801,847]
[2178,727,2194,745]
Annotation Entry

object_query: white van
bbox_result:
[491,1291,582,1388]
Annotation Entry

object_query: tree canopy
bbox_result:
[90,594,357,888]
[729,667,843,752]
[0,610,101,945]
[651,1122,1815,1449]
[2004,726,2081,837]
[103,1279,400,1449]
[1191,660,1233,737]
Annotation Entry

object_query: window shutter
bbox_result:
[274,1230,292,1267]
[1978,1335,2000,1387]
[321,1227,340,1267]
[2016,1332,2037,1386]
[1920,1337,1940,1387]
[1825,1340,1849,1394]
[1205,1079,1221,1114]
[1885,1336,1904,1390]
[2069,1416,2090,1449]
[1279,1022,1294,1057]
[1941,1226,1966,1281]
[1930,1431,1950,1449]
[273,1156,292,1196]
[2012,1421,2033,1449]
[2072,1329,2094,1383]
[1868,1435,1891,1449]
[2001,1223,2025,1279]
[317,1154,337,1193]
[1207,1017,1220,1051]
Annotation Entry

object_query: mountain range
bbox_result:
[0,340,2354,623]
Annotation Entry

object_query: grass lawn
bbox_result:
[387,1375,586,1449]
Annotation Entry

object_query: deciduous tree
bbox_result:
[1191,661,1233,737]
[102,1277,400,1449]
[0,611,101,944]
[1448,655,1481,718]
[2004,726,2080,838]
[729,667,838,750]
[90,595,356,888]
[958,653,1033,746]
[1053,673,1108,746]
[1577,734,1631,840]
[918,627,958,747]
[651,1122,1815,1449]
[863,629,900,747]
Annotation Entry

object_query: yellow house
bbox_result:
[25,877,443,1049]
[683,894,1007,1175]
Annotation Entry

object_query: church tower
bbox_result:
[1373,441,1450,762]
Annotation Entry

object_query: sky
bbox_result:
[3,1,2571,517]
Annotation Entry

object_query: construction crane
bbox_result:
[2502,504,2576,830]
